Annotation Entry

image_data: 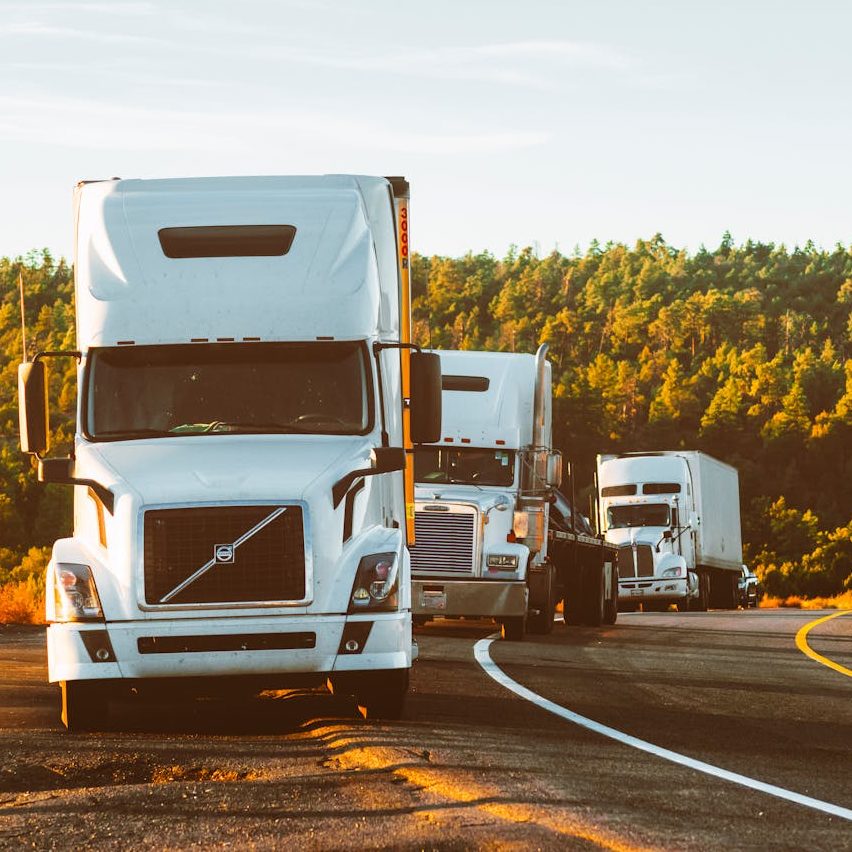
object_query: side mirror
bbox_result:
[18,361,50,455]
[372,446,406,474]
[410,351,442,444]
[546,451,562,488]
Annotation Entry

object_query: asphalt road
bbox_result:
[1,609,850,850]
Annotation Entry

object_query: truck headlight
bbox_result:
[487,554,519,570]
[349,552,398,612]
[53,563,104,622]
[661,566,683,578]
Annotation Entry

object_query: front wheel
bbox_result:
[500,615,526,641]
[60,680,109,732]
[352,669,410,720]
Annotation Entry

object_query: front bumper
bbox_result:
[47,612,411,684]
[412,578,527,618]
[618,577,688,603]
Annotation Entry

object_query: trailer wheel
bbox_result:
[352,669,409,720]
[500,615,526,641]
[581,563,606,626]
[709,571,737,610]
[60,680,109,732]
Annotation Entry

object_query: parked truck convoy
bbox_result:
[18,174,443,730]
[596,451,743,611]
[410,346,618,639]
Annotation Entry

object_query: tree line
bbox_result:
[1,238,850,600]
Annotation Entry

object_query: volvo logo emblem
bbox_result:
[214,544,235,563]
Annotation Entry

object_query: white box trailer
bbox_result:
[18,175,443,730]
[688,452,743,572]
[597,451,742,611]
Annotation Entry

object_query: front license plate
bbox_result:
[421,591,447,611]
[629,589,642,596]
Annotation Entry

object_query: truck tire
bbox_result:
[709,571,738,610]
[500,615,526,641]
[581,563,605,627]
[60,680,109,732]
[527,565,556,635]
[352,669,409,720]
[603,565,618,624]
[690,573,709,612]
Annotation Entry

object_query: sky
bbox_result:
[1,0,851,261]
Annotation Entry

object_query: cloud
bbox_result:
[1,2,154,14]
[0,20,164,45]
[0,94,549,156]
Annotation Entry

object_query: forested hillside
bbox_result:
[1,239,850,602]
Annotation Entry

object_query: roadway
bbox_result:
[0,609,850,850]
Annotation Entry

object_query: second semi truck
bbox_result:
[410,346,618,639]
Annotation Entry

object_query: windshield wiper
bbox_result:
[168,421,321,435]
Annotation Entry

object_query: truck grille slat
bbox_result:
[617,543,654,579]
[144,505,305,605]
[411,511,476,575]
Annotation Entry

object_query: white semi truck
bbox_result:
[18,175,442,730]
[596,451,743,611]
[410,347,618,639]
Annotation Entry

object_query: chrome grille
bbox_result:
[410,509,476,575]
[617,545,635,578]
[143,505,305,605]
[617,543,654,579]
[636,543,654,577]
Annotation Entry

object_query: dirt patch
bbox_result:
[1,756,266,794]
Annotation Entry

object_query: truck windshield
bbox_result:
[85,341,372,439]
[607,503,670,529]
[415,447,515,487]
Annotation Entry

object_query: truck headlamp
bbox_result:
[348,552,398,612]
[487,554,519,570]
[53,563,104,622]
[661,566,683,578]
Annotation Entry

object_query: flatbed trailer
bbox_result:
[525,527,618,631]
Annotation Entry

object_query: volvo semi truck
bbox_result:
[18,175,442,730]
[596,451,742,611]
[410,346,618,639]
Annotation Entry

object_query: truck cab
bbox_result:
[18,175,442,729]
[410,346,560,639]
[597,451,742,612]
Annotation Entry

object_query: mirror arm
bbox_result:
[332,469,373,508]
[38,460,114,514]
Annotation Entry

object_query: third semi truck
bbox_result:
[596,451,743,611]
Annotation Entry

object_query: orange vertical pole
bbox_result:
[389,178,416,544]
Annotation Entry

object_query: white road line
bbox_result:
[473,636,852,822]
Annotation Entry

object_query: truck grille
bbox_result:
[410,509,476,576]
[617,543,654,579]
[143,505,306,605]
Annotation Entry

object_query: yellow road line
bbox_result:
[795,610,852,677]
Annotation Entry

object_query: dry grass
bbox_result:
[0,578,46,625]
[759,590,852,610]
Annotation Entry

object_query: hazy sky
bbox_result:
[2,0,851,260]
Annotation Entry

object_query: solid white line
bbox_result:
[473,636,852,822]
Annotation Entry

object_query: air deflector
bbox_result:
[158,225,296,258]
